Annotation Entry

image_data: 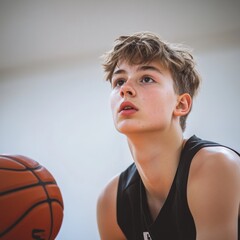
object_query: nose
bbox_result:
[120,83,136,98]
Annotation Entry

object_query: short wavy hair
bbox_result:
[102,31,201,131]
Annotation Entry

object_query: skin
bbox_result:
[97,60,240,240]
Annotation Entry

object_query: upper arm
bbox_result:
[188,147,240,240]
[97,175,126,240]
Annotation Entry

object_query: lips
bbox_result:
[119,101,138,113]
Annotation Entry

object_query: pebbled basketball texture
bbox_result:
[0,155,64,240]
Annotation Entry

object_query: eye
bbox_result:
[112,79,125,88]
[141,76,155,84]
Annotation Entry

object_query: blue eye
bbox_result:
[141,77,154,83]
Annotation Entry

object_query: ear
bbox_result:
[173,93,192,117]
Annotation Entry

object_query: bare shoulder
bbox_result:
[187,146,240,239]
[190,146,240,179]
[97,174,126,240]
[188,146,240,201]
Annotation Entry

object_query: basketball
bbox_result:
[0,154,64,240]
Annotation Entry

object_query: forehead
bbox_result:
[113,59,168,75]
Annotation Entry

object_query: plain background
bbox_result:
[0,0,240,239]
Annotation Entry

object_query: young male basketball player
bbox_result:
[97,32,240,240]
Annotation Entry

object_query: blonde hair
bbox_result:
[102,32,201,131]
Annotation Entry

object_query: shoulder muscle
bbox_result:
[97,175,126,240]
[188,146,240,240]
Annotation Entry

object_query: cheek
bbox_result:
[145,92,177,117]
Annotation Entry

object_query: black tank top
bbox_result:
[117,135,240,240]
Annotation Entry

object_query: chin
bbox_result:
[116,123,150,135]
[116,125,140,135]
[116,122,168,135]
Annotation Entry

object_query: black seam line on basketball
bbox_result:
[0,199,63,237]
[3,156,55,240]
[0,165,42,171]
[4,155,55,240]
[31,173,54,240]
[0,182,56,196]
[1,155,41,170]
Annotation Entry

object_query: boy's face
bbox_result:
[110,60,180,135]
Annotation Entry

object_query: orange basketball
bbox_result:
[0,155,64,240]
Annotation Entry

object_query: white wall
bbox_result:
[186,47,240,151]
[0,42,239,239]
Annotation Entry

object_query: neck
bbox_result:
[126,129,185,199]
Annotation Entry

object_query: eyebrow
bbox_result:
[138,65,162,73]
[113,69,126,75]
[113,65,162,76]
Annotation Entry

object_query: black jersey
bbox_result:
[117,135,240,240]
